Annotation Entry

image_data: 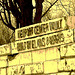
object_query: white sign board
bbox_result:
[16,29,74,53]
[15,17,67,41]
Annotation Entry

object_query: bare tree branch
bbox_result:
[0,13,15,31]
[0,0,33,31]
[9,0,21,20]
[5,0,11,25]
[46,0,52,5]
[59,0,70,16]
[4,8,9,23]
[42,0,58,18]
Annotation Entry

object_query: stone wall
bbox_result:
[0,17,75,75]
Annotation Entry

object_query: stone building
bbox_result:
[0,17,75,75]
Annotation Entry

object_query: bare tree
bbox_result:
[0,0,33,31]
[1,0,74,45]
[42,0,75,22]
[34,0,44,23]
[0,0,59,31]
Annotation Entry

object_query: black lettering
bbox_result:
[42,38,45,46]
[23,42,26,50]
[60,33,64,42]
[53,35,57,43]
[27,27,33,36]
[55,21,59,30]
[32,40,37,48]
[37,39,42,47]
[58,33,64,42]
[18,30,22,38]
[60,19,62,28]
[17,42,23,51]
[49,36,55,45]
[46,37,49,45]
[56,34,60,43]
[22,29,27,38]
[27,41,31,49]
[42,23,49,33]
[49,22,55,31]
[34,26,42,34]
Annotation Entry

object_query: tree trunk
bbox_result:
[19,0,33,27]
[34,0,44,23]
[14,0,33,28]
